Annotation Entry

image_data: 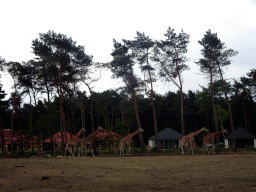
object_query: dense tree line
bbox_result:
[0,29,256,155]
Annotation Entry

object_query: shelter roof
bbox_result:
[148,127,182,140]
[0,129,20,139]
[0,129,21,145]
[225,127,256,139]
[44,132,81,143]
[95,130,122,141]
[6,134,40,144]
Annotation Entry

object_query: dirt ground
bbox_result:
[0,152,256,192]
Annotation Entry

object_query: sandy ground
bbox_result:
[0,152,256,192]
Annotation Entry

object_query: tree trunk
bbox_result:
[29,95,34,153]
[180,88,185,136]
[88,86,95,132]
[11,94,14,155]
[148,70,160,150]
[60,99,65,155]
[208,65,220,154]
[0,104,6,155]
[71,101,76,134]
[221,120,227,154]
[131,86,145,152]
[242,102,248,130]
[217,64,237,153]
[176,63,185,137]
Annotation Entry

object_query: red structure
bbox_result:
[0,129,40,152]
[0,129,19,147]
[44,132,82,152]
[44,132,82,144]
[95,130,122,142]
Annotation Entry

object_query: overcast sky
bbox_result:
[1,0,256,99]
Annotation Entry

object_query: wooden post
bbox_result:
[99,143,101,155]
[163,140,165,152]
[221,120,227,154]
[53,144,55,155]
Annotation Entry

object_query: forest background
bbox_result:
[0,28,256,155]
[1,0,256,155]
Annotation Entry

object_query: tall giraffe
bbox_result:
[119,128,144,156]
[180,127,208,155]
[64,128,86,157]
[203,129,228,154]
[80,126,104,157]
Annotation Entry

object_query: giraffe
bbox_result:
[64,128,86,157]
[180,127,208,155]
[203,129,229,154]
[119,128,144,156]
[80,126,104,157]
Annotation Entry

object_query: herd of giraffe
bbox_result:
[180,127,229,155]
[63,125,228,157]
[63,126,143,157]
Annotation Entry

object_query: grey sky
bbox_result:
[0,0,255,98]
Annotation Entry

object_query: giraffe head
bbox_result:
[200,127,209,132]
[82,127,86,132]
[223,129,229,134]
[138,128,144,132]
[98,126,104,131]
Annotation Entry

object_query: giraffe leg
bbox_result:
[64,145,69,157]
[180,141,184,155]
[69,146,74,157]
[206,144,209,154]
[181,145,184,155]
[119,144,123,156]
[91,146,94,157]
[186,141,193,154]
[186,145,192,154]
[182,143,186,155]
[203,141,205,155]
[86,144,89,157]
[83,144,87,157]
[81,144,83,157]
[121,147,124,156]
[127,145,131,156]
[191,140,195,155]
[121,145,125,156]
[212,143,215,154]
[67,146,72,157]
[85,145,89,157]
[83,144,86,157]
[78,147,80,157]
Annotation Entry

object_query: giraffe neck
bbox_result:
[89,129,101,139]
[74,128,84,139]
[126,130,139,139]
[191,129,204,137]
[214,130,224,136]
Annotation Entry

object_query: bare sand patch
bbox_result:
[1,152,256,191]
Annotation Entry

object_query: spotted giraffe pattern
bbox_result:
[180,127,208,155]
[119,128,144,156]
[64,128,86,157]
[203,129,228,154]
[80,126,104,157]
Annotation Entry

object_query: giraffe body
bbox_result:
[203,129,228,154]
[119,128,144,156]
[80,126,104,157]
[180,127,208,155]
[64,128,85,157]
